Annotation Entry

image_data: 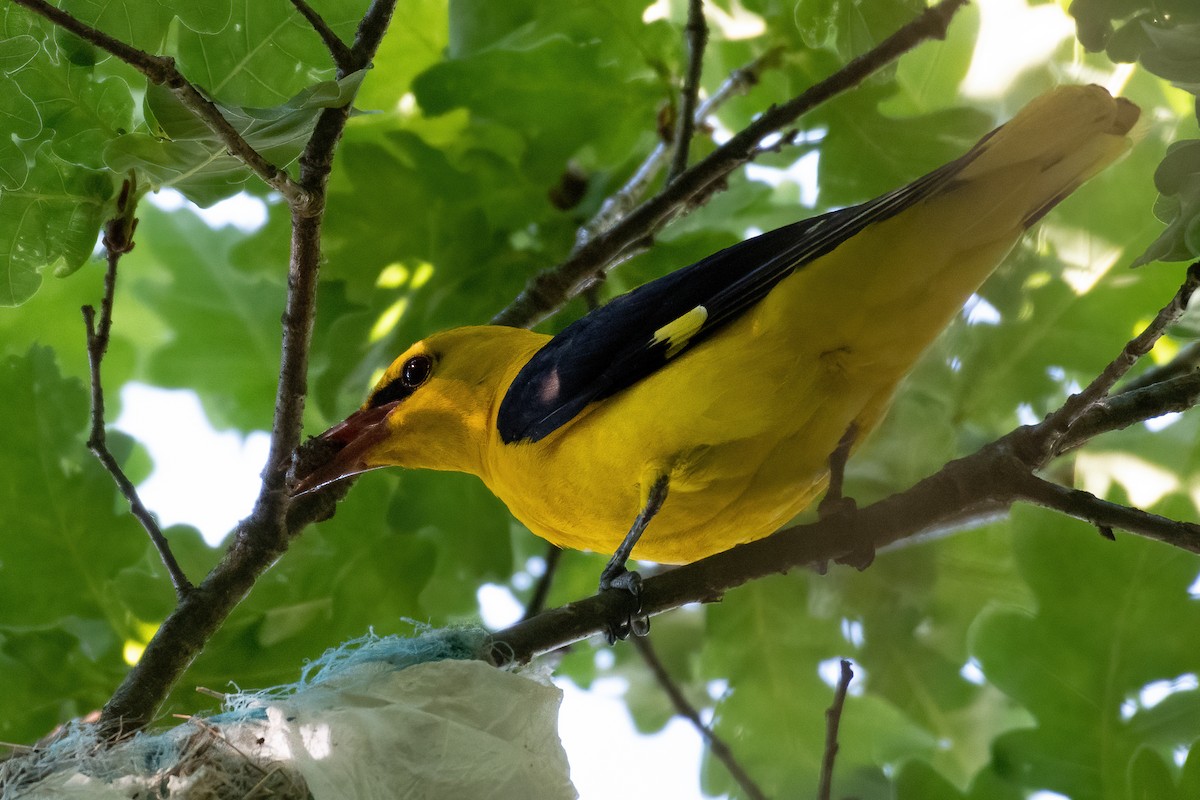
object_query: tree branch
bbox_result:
[254,0,399,509]
[631,636,768,800]
[1040,262,1200,454]
[817,659,853,800]
[1009,471,1200,552]
[667,0,710,184]
[1119,340,1200,393]
[1057,370,1200,451]
[83,176,192,600]
[289,0,355,72]
[491,0,969,328]
[93,0,399,740]
[522,544,563,621]
[10,0,312,210]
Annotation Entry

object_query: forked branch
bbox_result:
[91,0,401,740]
[11,0,312,209]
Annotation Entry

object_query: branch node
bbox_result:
[1034,261,1200,458]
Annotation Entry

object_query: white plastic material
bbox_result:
[253,658,577,800]
[14,657,576,800]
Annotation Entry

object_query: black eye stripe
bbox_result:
[368,379,414,408]
[366,354,434,409]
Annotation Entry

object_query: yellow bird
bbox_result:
[293,85,1138,624]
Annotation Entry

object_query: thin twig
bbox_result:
[1119,340,1200,393]
[1057,370,1200,452]
[573,48,780,254]
[667,0,710,184]
[289,0,355,72]
[492,0,969,328]
[83,177,192,599]
[817,660,854,800]
[253,0,399,506]
[1009,471,1200,552]
[1039,262,1200,453]
[10,0,311,210]
[631,636,769,800]
[522,545,563,621]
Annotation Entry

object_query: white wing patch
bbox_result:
[652,305,708,359]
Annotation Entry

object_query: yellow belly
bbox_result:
[480,188,1023,563]
[481,271,914,563]
[474,85,1135,563]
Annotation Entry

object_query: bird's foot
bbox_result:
[818,474,868,570]
[817,493,858,520]
[599,567,650,644]
[835,540,876,571]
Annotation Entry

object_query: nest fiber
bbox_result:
[1,628,576,800]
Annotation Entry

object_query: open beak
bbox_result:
[290,401,400,496]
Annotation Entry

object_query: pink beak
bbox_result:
[290,401,400,496]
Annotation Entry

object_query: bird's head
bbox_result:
[290,325,546,496]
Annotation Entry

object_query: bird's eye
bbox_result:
[402,354,433,388]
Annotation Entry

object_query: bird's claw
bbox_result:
[835,540,876,571]
[599,568,650,643]
[817,494,858,520]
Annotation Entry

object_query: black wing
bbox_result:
[496,153,981,444]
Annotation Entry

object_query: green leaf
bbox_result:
[695,574,936,798]
[817,90,995,205]
[386,471,515,617]
[884,2,981,115]
[0,346,148,625]
[354,0,448,111]
[1128,748,1182,800]
[169,471,439,701]
[1133,139,1200,266]
[412,36,660,178]
[12,66,135,169]
[0,150,112,306]
[0,628,120,742]
[1139,22,1200,91]
[0,35,38,74]
[0,136,29,191]
[972,508,1200,798]
[1,12,137,167]
[123,206,282,429]
[105,71,365,207]
[57,0,174,53]
[0,347,165,741]
[169,0,235,36]
[896,760,968,800]
[173,0,365,107]
[0,73,40,141]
